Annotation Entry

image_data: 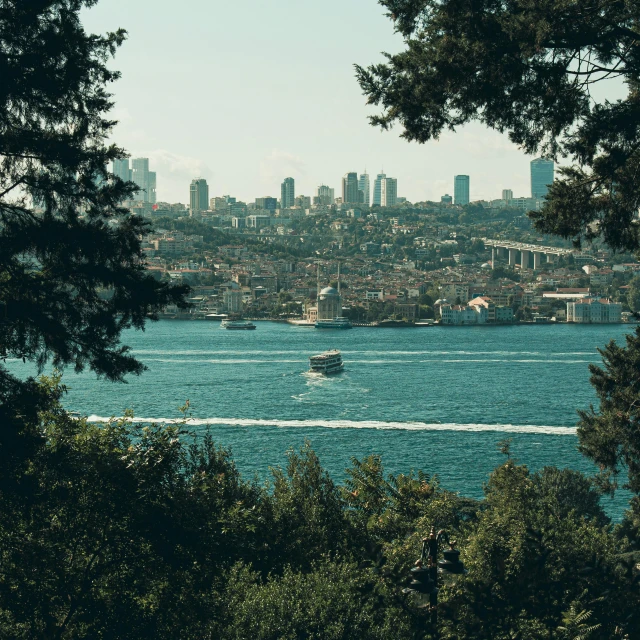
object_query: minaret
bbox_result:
[317,263,321,296]
[337,261,341,295]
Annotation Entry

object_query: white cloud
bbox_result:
[146,149,212,182]
[259,149,306,186]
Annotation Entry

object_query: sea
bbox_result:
[12,321,637,519]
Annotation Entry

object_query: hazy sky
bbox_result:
[82,0,624,205]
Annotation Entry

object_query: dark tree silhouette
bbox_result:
[356,0,640,250]
[0,1,188,452]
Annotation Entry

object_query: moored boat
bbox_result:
[221,319,256,330]
[309,349,344,374]
[314,316,352,329]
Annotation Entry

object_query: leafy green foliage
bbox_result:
[265,443,352,571]
[577,328,640,495]
[216,561,412,640]
[627,276,640,312]
[557,604,601,640]
[356,0,640,250]
[0,375,264,639]
[441,460,637,639]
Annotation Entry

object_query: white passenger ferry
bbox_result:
[221,319,256,330]
[309,349,344,374]
[314,317,352,329]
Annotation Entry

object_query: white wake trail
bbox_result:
[85,416,576,436]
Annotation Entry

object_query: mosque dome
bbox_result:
[319,286,339,296]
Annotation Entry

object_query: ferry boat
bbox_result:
[221,319,256,330]
[309,349,344,374]
[314,317,353,329]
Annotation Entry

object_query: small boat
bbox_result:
[221,319,256,330]
[314,317,353,329]
[309,349,344,374]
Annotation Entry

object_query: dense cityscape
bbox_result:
[106,156,638,326]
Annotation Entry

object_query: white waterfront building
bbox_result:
[223,289,243,314]
[566,298,622,323]
[439,303,488,325]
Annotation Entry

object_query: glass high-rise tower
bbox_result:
[281,177,295,209]
[373,173,386,205]
[454,175,470,205]
[112,158,132,182]
[316,185,334,206]
[130,158,156,204]
[358,172,370,205]
[189,178,209,213]
[381,177,397,206]
[530,158,554,198]
[342,172,359,204]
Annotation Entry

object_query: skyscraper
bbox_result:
[281,177,295,209]
[316,185,334,206]
[373,173,386,205]
[342,172,359,204]
[358,172,370,205]
[530,158,554,198]
[454,175,470,205]
[502,189,513,202]
[112,158,132,182]
[189,178,209,214]
[131,158,156,203]
[381,177,398,206]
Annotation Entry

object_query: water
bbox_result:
[11,321,636,518]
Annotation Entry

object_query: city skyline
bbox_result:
[114,157,553,209]
[80,0,612,205]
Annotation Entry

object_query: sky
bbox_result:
[82,0,625,206]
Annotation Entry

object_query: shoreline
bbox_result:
[157,315,634,327]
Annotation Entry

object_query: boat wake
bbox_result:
[85,416,576,435]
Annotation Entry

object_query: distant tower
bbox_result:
[316,185,335,206]
[373,172,386,205]
[112,158,131,182]
[131,158,156,203]
[281,177,295,209]
[189,178,209,214]
[358,172,370,205]
[502,189,513,203]
[342,172,359,204]
[381,177,397,206]
[530,158,554,199]
[454,175,470,205]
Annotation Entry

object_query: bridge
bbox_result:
[481,238,575,270]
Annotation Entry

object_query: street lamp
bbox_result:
[404,526,466,637]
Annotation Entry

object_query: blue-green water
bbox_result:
[14,321,637,518]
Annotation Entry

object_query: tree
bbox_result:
[356,0,640,251]
[217,561,412,640]
[439,458,637,639]
[0,377,266,639]
[0,1,189,449]
[627,276,640,312]
[577,328,640,496]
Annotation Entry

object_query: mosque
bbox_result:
[304,265,343,323]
